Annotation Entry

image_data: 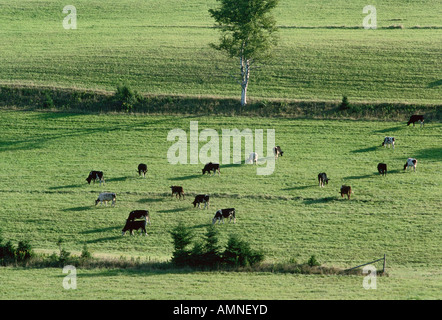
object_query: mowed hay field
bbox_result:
[0,110,441,299]
[0,0,441,103]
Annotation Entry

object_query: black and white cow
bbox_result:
[171,186,185,199]
[404,158,417,172]
[95,192,116,206]
[318,173,330,187]
[137,163,147,178]
[202,162,220,175]
[192,194,210,209]
[382,137,395,149]
[407,115,424,127]
[246,152,258,164]
[377,163,387,176]
[212,208,236,224]
[273,146,284,158]
[86,171,105,185]
[127,210,151,224]
[121,219,147,236]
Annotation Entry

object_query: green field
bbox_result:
[0,110,441,299]
[0,0,441,103]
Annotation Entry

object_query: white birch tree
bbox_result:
[209,0,279,106]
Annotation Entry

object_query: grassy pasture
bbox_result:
[0,0,441,103]
[0,110,441,299]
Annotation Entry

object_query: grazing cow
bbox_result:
[202,162,220,175]
[407,115,424,127]
[340,185,352,200]
[121,219,147,236]
[404,158,417,172]
[246,152,258,164]
[192,194,210,209]
[382,137,395,149]
[127,210,151,224]
[273,146,284,158]
[95,192,116,206]
[137,163,147,178]
[212,208,236,224]
[377,163,387,176]
[318,173,330,187]
[170,186,185,199]
[86,171,105,185]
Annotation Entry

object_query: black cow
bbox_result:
[171,186,185,199]
[137,163,147,178]
[192,194,210,209]
[86,171,105,185]
[121,219,147,236]
[377,163,387,176]
[273,146,284,158]
[212,208,236,224]
[202,162,220,175]
[127,210,151,224]
[318,172,330,187]
[407,115,424,127]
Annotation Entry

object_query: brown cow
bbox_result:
[340,185,352,200]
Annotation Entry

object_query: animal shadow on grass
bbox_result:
[81,226,120,235]
[373,126,403,134]
[137,198,163,204]
[158,208,185,213]
[428,79,442,88]
[49,183,83,190]
[106,176,130,183]
[282,184,316,191]
[168,174,201,181]
[351,146,378,153]
[62,206,93,212]
[303,197,336,205]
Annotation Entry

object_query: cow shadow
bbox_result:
[351,146,378,153]
[373,126,404,134]
[415,147,442,161]
[169,174,201,181]
[428,79,442,88]
[137,198,163,204]
[303,197,336,205]
[282,184,316,191]
[49,183,83,190]
[81,226,120,235]
[343,173,375,180]
[158,208,186,213]
[62,206,93,212]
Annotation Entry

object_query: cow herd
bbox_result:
[87,114,423,235]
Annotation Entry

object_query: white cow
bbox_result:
[404,158,417,172]
[246,152,258,164]
[382,137,395,149]
[95,192,116,206]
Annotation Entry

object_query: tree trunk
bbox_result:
[240,54,250,107]
[241,84,247,107]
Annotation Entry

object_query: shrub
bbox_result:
[80,243,92,260]
[223,234,264,267]
[42,91,55,109]
[307,255,321,267]
[339,95,350,111]
[170,222,194,267]
[16,240,34,262]
[114,83,140,112]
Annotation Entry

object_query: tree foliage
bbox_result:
[209,0,279,105]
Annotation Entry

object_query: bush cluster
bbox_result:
[170,223,264,269]
[0,233,34,264]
